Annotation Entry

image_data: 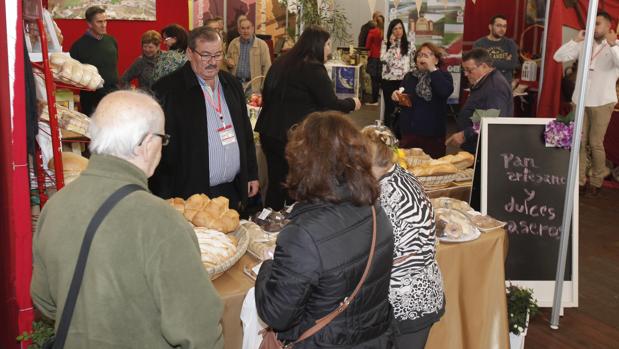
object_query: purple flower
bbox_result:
[545,120,574,149]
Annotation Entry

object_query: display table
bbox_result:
[213,229,509,349]
[427,228,510,349]
[212,254,259,349]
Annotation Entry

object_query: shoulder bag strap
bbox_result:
[53,184,144,349]
[292,206,378,345]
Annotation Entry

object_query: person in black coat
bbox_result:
[150,27,259,211]
[255,112,396,348]
[392,42,454,158]
[446,48,513,155]
[255,25,361,210]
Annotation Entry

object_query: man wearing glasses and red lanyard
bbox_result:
[554,11,619,197]
[151,26,259,213]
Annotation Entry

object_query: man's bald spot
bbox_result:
[94,90,163,125]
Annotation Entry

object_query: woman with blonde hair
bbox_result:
[120,30,161,90]
[362,125,445,349]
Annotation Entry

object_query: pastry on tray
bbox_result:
[469,214,505,230]
[434,208,477,240]
[252,209,290,233]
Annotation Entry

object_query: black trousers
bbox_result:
[396,325,432,349]
[210,181,241,212]
[381,79,402,131]
[260,134,291,211]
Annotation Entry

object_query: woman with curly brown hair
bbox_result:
[255,111,396,348]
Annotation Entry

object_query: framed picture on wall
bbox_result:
[48,0,156,21]
[190,0,225,29]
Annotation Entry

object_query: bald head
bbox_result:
[89,90,164,160]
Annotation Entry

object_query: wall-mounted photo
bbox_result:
[48,0,156,21]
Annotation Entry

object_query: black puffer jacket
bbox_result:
[255,201,396,348]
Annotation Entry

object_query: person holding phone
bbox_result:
[392,43,453,158]
[381,19,416,132]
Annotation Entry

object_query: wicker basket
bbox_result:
[203,227,249,280]
[417,173,460,188]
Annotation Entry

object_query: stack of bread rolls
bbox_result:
[49,53,104,90]
[167,194,240,233]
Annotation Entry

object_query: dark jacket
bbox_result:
[150,62,258,204]
[255,61,356,142]
[457,69,513,153]
[399,70,454,137]
[359,21,374,47]
[255,201,396,348]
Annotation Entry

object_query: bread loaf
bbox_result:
[438,151,474,170]
[183,208,199,221]
[411,162,458,177]
[169,193,240,233]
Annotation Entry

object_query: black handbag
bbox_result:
[390,106,402,140]
[42,184,143,349]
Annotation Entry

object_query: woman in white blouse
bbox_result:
[381,19,416,133]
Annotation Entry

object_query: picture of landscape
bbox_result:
[48,0,156,21]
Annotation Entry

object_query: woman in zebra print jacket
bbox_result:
[362,127,445,349]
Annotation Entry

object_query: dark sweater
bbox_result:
[70,33,119,89]
[457,69,513,154]
[473,37,519,84]
[398,70,454,138]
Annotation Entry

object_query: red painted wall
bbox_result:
[46,0,189,77]
[0,1,34,349]
[463,0,526,50]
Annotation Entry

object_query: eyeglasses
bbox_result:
[191,48,224,62]
[138,133,171,146]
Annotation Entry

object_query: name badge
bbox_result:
[218,124,237,146]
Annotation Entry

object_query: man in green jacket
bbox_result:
[31,90,223,348]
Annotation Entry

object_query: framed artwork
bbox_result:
[48,0,156,21]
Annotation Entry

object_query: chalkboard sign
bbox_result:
[481,118,578,307]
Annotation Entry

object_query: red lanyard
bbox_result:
[202,80,224,125]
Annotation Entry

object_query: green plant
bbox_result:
[279,0,351,45]
[506,284,539,335]
[16,320,54,349]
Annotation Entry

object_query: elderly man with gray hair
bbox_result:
[31,91,223,348]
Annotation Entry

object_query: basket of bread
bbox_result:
[408,151,475,189]
[395,148,432,169]
[167,194,248,279]
[49,53,104,90]
[410,160,460,188]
